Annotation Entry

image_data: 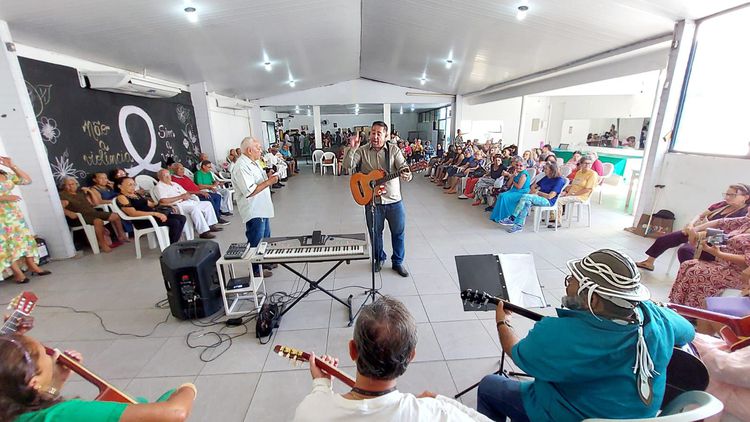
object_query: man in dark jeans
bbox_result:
[343,121,412,277]
[231,137,279,278]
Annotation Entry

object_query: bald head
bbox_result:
[240,137,263,160]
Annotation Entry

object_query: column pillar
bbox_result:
[0,21,75,258]
[383,103,391,134]
[187,82,216,162]
[313,105,322,149]
[249,105,264,145]
[632,20,696,225]
[451,95,463,146]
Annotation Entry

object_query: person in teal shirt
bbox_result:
[478,249,695,422]
[489,157,530,221]
[0,335,197,421]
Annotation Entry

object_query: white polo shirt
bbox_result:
[231,154,274,223]
[154,181,188,202]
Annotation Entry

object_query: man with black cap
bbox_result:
[478,249,695,422]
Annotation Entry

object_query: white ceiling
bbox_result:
[264,103,448,115]
[0,0,746,99]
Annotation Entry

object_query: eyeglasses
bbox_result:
[723,192,738,198]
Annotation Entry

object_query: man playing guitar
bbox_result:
[343,121,411,277]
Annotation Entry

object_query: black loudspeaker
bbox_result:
[160,240,222,320]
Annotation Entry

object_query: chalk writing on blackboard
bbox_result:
[39,116,60,144]
[119,105,162,176]
[176,105,190,124]
[51,149,87,183]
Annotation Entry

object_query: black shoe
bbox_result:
[199,232,216,239]
[280,178,288,182]
[484,206,493,212]
[221,211,234,216]
[270,191,276,195]
[373,261,383,272]
[209,225,223,232]
[393,264,409,277]
[217,218,231,225]
[272,183,284,189]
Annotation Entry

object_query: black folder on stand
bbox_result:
[455,254,509,311]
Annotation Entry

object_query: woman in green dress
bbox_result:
[0,335,197,421]
[0,156,51,284]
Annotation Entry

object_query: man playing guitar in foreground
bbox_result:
[343,121,412,277]
[480,249,695,422]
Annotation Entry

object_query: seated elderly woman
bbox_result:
[637,183,750,271]
[115,177,187,244]
[444,150,485,194]
[521,150,536,168]
[433,148,464,185]
[497,162,567,233]
[489,157,530,223]
[565,151,583,168]
[669,214,750,308]
[59,176,127,253]
[86,172,118,205]
[469,154,506,205]
[279,143,299,174]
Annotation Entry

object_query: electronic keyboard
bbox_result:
[250,233,369,263]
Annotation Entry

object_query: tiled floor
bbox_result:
[3,165,678,421]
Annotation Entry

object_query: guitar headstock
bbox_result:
[274,345,309,366]
[460,289,492,307]
[8,292,38,315]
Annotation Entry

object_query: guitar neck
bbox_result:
[305,352,356,387]
[0,310,24,335]
[667,303,750,336]
[485,297,544,321]
[47,347,137,404]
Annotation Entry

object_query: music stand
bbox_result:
[453,254,546,399]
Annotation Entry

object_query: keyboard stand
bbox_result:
[274,258,363,325]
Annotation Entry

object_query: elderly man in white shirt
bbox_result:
[231,137,279,278]
[264,146,288,184]
[154,169,219,239]
[294,296,491,422]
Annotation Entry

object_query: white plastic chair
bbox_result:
[532,178,570,232]
[151,187,195,241]
[69,213,109,254]
[596,162,615,204]
[312,150,324,174]
[556,157,564,166]
[525,167,537,181]
[110,198,170,259]
[182,167,194,180]
[210,170,235,212]
[582,391,723,422]
[135,175,158,193]
[320,151,337,175]
[567,196,592,228]
[560,166,573,178]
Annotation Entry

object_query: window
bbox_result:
[672,6,750,157]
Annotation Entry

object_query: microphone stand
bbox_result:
[348,179,381,326]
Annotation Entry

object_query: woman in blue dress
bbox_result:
[490,157,530,223]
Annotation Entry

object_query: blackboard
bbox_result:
[19,57,201,185]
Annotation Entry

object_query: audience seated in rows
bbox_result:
[154,169,220,240]
[489,157,530,222]
[443,150,485,194]
[293,296,491,421]
[194,160,234,216]
[467,154,506,205]
[59,176,127,253]
[115,177,187,244]
[668,212,750,308]
[553,155,598,228]
[636,184,750,271]
[170,163,230,224]
[497,162,567,233]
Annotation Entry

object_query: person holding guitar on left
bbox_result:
[343,121,412,277]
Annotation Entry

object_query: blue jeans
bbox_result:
[477,375,530,422]
[200,192,223,219]
[245,217,271,275]
[511,194,551,226]
[364,201,405,266]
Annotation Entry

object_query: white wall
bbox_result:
[654,153,748,229]
[209,106,251,161]
[390,112,418,136]
[461,97,522,145]
[519,96,551,152]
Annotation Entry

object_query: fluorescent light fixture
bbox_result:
[445,59,454,69]
[516,5,528,20]
[355,109,359,115]
[307,109,311,116]
[399,106,404,115]
[289,80,296,88]
[184,6,198,23]
[420,77,426,85]
[264,61,272,71]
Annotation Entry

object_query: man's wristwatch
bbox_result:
[496,320,512,329]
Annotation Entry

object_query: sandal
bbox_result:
[635,262,654,272]
[15,278,30,284]
[32,270,52,276]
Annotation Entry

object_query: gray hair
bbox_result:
[157,169,170,180]
[58,176,77,190]
[353,296,417,380]
[240,137,255,152]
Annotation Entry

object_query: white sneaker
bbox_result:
[457,194,468,199]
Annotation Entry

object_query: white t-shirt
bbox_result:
[154,181,188,202]
[293,379,492,422]
[230,154,274,222]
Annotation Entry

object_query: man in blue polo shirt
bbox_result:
[478,249,694,422]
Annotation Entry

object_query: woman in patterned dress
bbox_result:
[669,213,750,308]
[0,156,51,283]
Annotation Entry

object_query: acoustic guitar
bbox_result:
[349,161,429,206]
[274,344,356,387]
[45,347,138,404]
[460,289,545,321]
[667,302,750,351]
[1,291,38,335]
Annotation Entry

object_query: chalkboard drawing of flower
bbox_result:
[176,105,190,124]
[182,138,190,149]
[51,149,86,182]
[38,116,61,144]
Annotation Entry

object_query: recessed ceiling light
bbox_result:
[289,80,296,88]
[445,59,454,69]
[184,6,198,23]
[264,61,272,71]
[516,5,528,21]
[420,77,426,85]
